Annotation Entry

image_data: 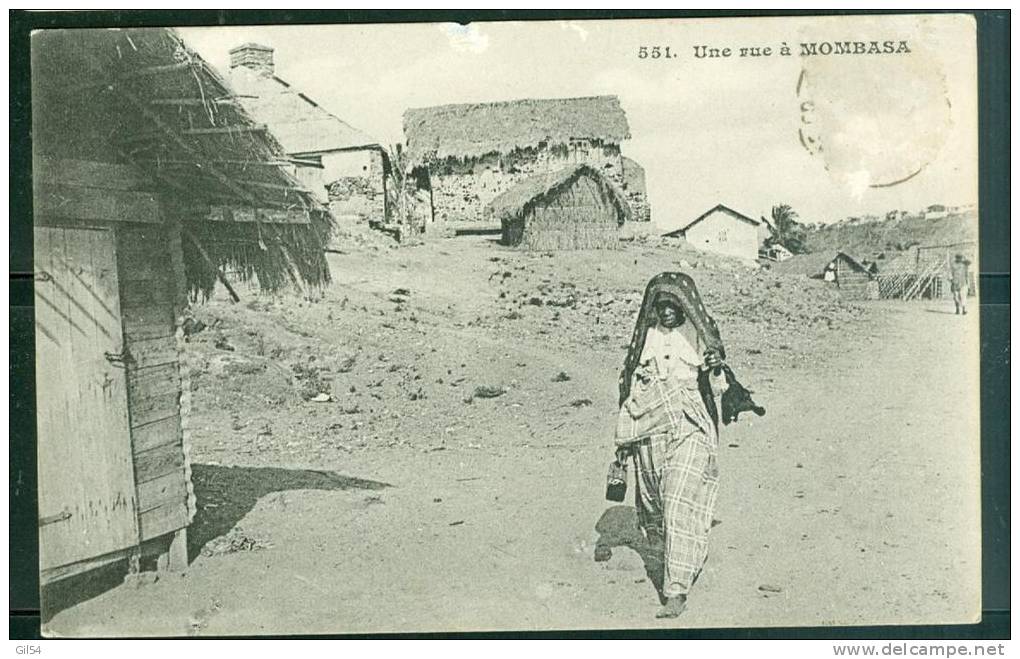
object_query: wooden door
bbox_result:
[35,225,138,572]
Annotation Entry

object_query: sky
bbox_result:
[179,14,978,232]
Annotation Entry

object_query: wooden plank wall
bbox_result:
[115,224,191,542]
[33,156,163,225]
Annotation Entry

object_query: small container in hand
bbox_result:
[605,458,628,502]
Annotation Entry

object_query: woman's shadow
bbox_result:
[593,505,666,603]
[594,505,715,604]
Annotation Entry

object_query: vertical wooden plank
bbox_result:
[47,230,74,520]
[36,228,78,570]
[85,228,128,552]
[37,228,63,565]
[86,229,121,549]
[78,229,105,558]
[68,228,104,560]
[98,227,142,543]
[94,229,139,530]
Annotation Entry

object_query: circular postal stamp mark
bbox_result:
[796,44,952,191]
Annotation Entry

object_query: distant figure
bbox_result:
[823,263,836,283]
[614,272,727,619]
[950,254,971,315]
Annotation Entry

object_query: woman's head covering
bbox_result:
[619,272,725,407]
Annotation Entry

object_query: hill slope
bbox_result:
[803,212,977,257]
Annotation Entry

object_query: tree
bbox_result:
[766,204,807,254]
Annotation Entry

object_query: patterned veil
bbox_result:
[618,272,726,427]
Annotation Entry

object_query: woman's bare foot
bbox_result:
[655,595,688,619]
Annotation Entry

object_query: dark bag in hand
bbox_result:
[605,458,628,502]
[720,365,766,425]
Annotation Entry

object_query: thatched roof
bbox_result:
[485,164,632,224]
[403,96,630,163]
[771,250,871,277]
[31,27,334,295]
[770,251,840,277]
[228,67,382,156]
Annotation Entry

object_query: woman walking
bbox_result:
[614,272,728,619]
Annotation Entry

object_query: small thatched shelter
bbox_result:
[772,250,877,300]
[771,250,844,277]
[486,164,631,250]
[400,96,647,229]
[32,27,332,586]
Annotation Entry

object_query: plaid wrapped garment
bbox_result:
[616,324,722,598]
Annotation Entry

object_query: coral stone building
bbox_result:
[402,95,649,231]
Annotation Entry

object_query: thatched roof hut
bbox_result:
[31,27,334,588]
[486,164,631,250]
[772,250,873,277]
[402,95,631,164]
[771,250,877,299]
[32,27,334,297]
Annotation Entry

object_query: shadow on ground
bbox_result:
[594,505,666,603]
[40,464,390,623]
[41,560,129,624]
[594,504,718,605]
[188,463,391,561]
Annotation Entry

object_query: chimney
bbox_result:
[229,43,274,76]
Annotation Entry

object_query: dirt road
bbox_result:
[44,242,981,635]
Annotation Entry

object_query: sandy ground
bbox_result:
[43,238,982,635]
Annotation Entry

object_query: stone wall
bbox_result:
[623,189,650,223]
[325,149,387,224]
[428,142,649,225]
[620,156,651,223]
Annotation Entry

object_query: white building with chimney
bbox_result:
[226,43,391,225]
